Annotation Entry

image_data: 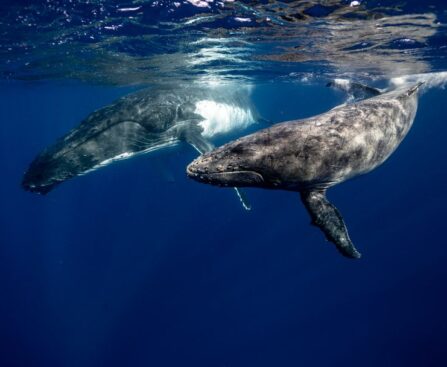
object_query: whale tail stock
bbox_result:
[300,190,361,259]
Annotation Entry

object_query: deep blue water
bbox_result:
[2,0,447,366]
[1,81,447,366]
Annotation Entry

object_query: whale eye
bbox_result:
[230,145,246,154]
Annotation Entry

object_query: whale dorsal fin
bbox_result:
[327,79,381,101]
[300,190,361,259]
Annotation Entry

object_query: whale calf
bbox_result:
[187,82,423,258]
[22,84,263,209]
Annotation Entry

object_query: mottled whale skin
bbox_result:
[22,84,260,208]
[187,83,422,258]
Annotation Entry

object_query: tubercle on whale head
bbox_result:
[186,143,265,188]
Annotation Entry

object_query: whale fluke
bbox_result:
[300,191,361,259]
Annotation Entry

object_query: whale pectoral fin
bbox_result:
[327,80,381,101]
[184,130,214,155]
[174,119,213,153]
[300,190,361,259]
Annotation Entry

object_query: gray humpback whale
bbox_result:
[187,82,423,258]
[22,84,263,209]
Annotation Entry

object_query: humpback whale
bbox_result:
[22,84,263,209]
[187,82,423,258]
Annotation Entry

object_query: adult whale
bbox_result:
[187,82,423,258]
[22,84,264,209]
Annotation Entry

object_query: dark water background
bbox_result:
[1,1,447,366]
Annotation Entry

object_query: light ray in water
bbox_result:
[390,72,447,91]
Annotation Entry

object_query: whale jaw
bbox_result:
[187,163,264,187]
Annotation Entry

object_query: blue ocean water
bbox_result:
[1,1,447,367]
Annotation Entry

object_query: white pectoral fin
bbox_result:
[233,187,251,211]
[180,121,214,154]
[187,136,214,155]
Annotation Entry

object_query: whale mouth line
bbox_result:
[187,165,264,186]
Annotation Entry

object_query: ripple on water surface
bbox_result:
[1,0,446,85]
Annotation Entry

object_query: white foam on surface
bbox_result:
[117,7,141,12]
[235,17,251,22]
[390,72,447,91]
[195,100,256,138]
[187,0,213,8]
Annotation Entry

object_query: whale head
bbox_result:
[22,153,71,194]
[187,139,266,187]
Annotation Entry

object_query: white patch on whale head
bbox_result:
[194,100,256,138]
